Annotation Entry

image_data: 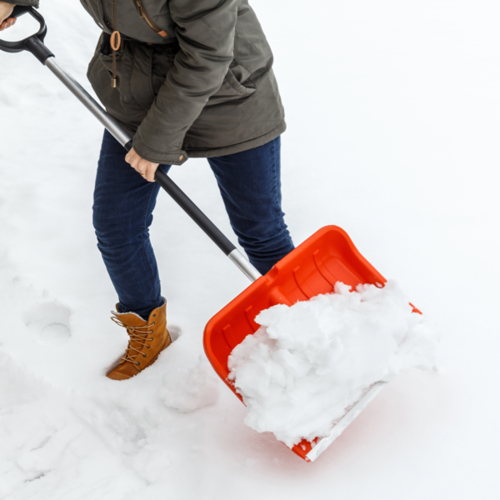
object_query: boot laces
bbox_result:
[111,315,155,365]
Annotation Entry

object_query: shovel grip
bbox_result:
[0,5,53,64]
[11,5,31,17]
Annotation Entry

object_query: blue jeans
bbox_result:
[93,130,294,319]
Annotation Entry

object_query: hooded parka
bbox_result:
[6,0,286,165]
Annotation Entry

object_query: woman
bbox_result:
[0,0,294,380]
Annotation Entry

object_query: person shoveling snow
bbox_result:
[228,280,439,448]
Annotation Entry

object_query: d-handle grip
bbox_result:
[11,5,32,18]
[0,5,53,64]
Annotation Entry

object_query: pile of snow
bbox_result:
[228,280,439,448]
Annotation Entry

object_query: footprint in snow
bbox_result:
[23,301,72,346]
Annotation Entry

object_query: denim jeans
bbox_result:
[93,130,294,319]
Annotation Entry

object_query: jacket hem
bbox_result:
[184,121,286,159]
[132,121,286,165]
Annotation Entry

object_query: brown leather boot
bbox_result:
[106,300,172,380]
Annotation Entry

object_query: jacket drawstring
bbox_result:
[110,0,121,88]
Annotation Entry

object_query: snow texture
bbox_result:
[159,354,220,413]
[229,281,439,447]
[1,0,500,499]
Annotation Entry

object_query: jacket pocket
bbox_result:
[129,43,156,111]
[151,44,178,96]
[87,32,127,95]
[206,63,256,107]
[87,33,154,125]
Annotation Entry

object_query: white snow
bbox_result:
[229,281,439,447]
[1,0,500,499]
[159,354,220,413]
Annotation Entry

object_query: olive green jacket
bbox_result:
[6,0,286,165]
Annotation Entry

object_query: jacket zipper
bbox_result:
[134,0,168,38]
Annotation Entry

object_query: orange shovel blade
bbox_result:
[203,225,387,461]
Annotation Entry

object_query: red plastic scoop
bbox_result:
[204,225,389,461]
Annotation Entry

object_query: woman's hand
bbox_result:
[0,2,16,31]
[125,148,159,183]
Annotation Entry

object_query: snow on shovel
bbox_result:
[1,6,420,463]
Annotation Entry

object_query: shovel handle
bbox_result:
[11,5,31,17]
[0,3,31,22]
[0,5,53,63]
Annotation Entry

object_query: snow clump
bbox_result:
[228,280,439,448]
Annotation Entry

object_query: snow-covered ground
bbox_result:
[1,1,499,498]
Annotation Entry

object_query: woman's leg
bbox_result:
[93,129,170,319]
[207,136,294,275]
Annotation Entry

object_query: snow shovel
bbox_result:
[1,6,404,463]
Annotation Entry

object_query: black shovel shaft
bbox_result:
[154,169,236,255]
